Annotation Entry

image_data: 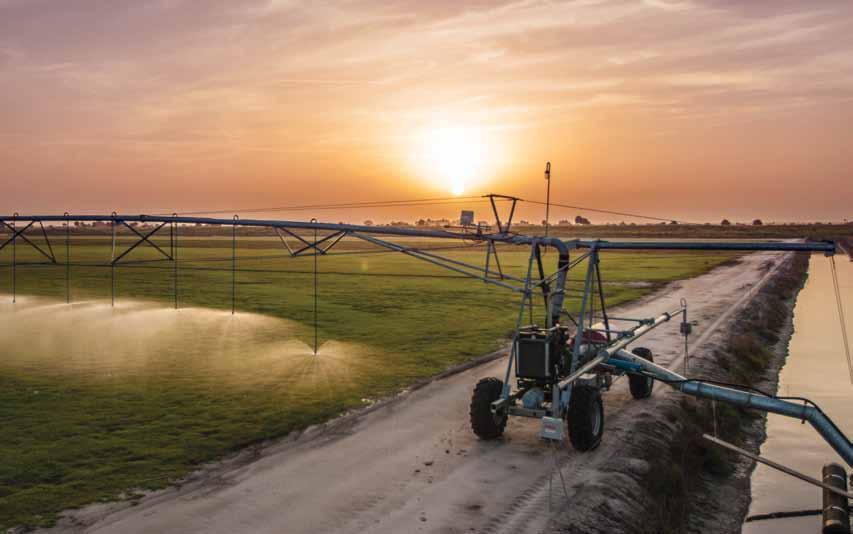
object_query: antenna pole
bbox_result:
[11,213,16,303]
[544,162,551,239]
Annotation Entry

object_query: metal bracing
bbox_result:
[350,232,526,293]
[111,220,173,264]
[0,220,57,263]
[274,227,296,255]
[484,240,505,280]
[486,194,520,234]
[276,228,348,256]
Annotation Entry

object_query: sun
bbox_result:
[416,125,489,196]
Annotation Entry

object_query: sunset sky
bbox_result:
[1,1,852,223]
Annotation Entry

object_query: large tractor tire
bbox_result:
[567,385,604,451]
[628,347,655,400]
[470,377,508,440]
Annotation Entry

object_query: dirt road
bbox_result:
[48,251,789,534]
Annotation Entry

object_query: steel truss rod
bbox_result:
[350,232,525,293]
[398,241,528,285]
[484,240,504,280]
[274,227,295,255]
[292,231,347,256]
[112,221,172,264]
[274,227,349,257]
[0,220,57,263]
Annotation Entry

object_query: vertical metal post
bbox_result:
[110,212,117,307]
[595,259,611,342]
[502,242,539,396]
[534,244,550,325]
[681,298,690,375]
[169,218,174,264]
[485,241,492,280]
[64,212,70,304]
[544,162,551,240]
[563,248,598,413]
[173,214,178,310]
[11,213,16,303]
[489,196,503,233]
[491,242,504,280]
[232,215,238,315]
[484,241,505,281]
[311,218,318,355]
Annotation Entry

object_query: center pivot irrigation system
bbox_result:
[2,190,852,526]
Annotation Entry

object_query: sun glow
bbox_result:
[414,125,491,196]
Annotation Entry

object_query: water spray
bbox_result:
[232,215,238,315]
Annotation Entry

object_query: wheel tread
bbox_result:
[470,377,507,439]
[628,347,654,399]
[567,385,603,451]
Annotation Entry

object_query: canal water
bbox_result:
[743,255,853,533]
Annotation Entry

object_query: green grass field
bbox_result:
[0,233,739,529]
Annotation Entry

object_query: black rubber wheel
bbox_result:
[567,385,604,451]
[628,347,654,400]
[470,377,507,440]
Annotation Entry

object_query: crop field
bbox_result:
[0,232,739,529]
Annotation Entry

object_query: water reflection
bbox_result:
[744,256,853,533]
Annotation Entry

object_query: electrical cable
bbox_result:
[829,255,853,385]
[153,196,504,217]
[524,199,688,224]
